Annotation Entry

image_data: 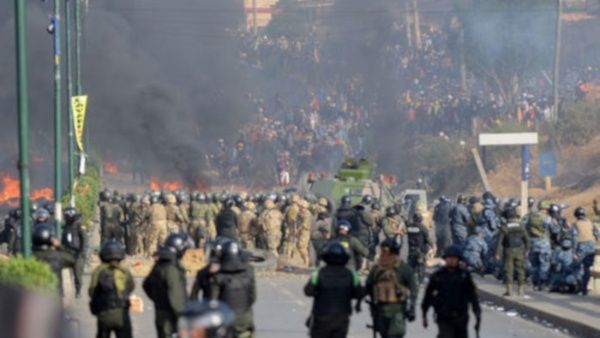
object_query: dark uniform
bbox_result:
[328,228,370,271]
[61,208,88,297]
[495,211,530,296]
[0,209,21,255]
[433,198,452,256]
[143,235,190,338]
[208,241,256,338]
[89,240,134,338]
[365,239,417,338]
[406,215,433,283]
[422,246,481,338]
[304,242,364,338]
[32,223,76,293]
[216,200,240,241]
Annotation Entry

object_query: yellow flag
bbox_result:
[71,95,88,152]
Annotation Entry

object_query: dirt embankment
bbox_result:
[471,135,600,219]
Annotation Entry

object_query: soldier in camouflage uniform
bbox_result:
[239,202,258,249]
[496,206,530,296]
[282,195,301,257]
[165,193,186,234]
[295,200,313,267]
[148,195,168,256]
[258,199,283,257]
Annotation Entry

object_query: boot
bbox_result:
[503,284,512,297]
[517,284,525,297]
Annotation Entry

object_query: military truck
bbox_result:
[304,158,398,208]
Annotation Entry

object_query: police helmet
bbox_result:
[100,240,126,262]
[413,213,423,223]
[340,195,352,207]
[372,201,381,211]
[112,195,123,204]
[443,245,463,259]
[482,191,496,203]
[527,197,536,208]
[380,238,401,255]
[549,204,561,217]
[468,196,480,205]
[574,207,586,220]
[502,206,518,220]
[457,195,467,204]
[233,195,244,207]
[32,208,50,224]
[220,240,245,272]
[361,194,373,205]
[63,207,78,223]
[164,233,194,258]
[179,300,235,338]
[223,198,235,209]
[386,206,397,217]
[99,190,111,202]
[321,241,350,266]
[560,239,572,250]
[9,208,22,220]
[337,220,351,233]
[32,223,55,250]
[197,192,207,203]
[43,202,55,215]
[207,237,232,263]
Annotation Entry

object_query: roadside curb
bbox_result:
[477,287,599,337]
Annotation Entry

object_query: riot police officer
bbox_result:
[449,196,470,248]
[32,223,76,293]
[328,221,370,271]
[462,226,488,274]
[406,214,433,283]
[495,206,530,296]
[524,202,552,290]
[89,240,134,338]
[433,196,452,256]
[178,300,235,338]
[208,240,256,338]
[61,207,88,297]
[144,233,192,338]
[572,207,600,295]
[333,195,355,232]
[304,241,364,338]
[216,198,239,241]
[0,208,21,255]
[422,245,481,338]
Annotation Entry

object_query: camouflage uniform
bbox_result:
[189,200,209,246]
[165,194,185,234]
[239,203,258,249]
[148,202,168,255]
[258,200,283,257]
[129,200,150,256]
[295,201,313,267]
[283,197,301,256]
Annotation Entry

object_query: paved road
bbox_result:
[69,272,571,338]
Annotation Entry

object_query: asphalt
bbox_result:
[474,275,600,337]
[68,272,572,338]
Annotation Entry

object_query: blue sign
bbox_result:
[522,145,531,181]
[539,151,557,177]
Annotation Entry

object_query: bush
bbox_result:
[549,101,600,146]
[0,257,58,293]
[62,166,100,226]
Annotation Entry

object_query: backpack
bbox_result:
[373,266,409,304]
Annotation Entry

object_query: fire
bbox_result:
[31,188,54,201]
[0,173,54,206]
[0,174,20,206]
[103,162,119,175]
[149,177,183,192]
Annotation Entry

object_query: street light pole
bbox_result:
[65,0,76,207]
[75,0,82,95]
[53,0,64,236]
[14,0,32,257]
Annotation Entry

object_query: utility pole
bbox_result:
[14,0,32,257]
[75,0,82,95]
[53,0,64,237]
[552,0,562,122]
[252,0,258,35]
[66,0,75,207]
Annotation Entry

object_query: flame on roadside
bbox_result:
[0,173,54,207]
[103,162,119,175]
[149,177,183,192]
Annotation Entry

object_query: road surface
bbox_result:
[68,271,572,338]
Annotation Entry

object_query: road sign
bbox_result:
[479,132,538,146]
[539,151,557,177]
